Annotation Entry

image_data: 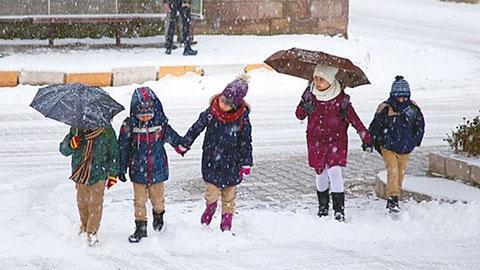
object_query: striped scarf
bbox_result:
[70,128,105,184]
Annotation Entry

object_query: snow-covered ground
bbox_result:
[0,0,480,269]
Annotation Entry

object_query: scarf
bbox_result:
[386,96,412,113]
[70,128,105,184]
[211,95,246,124]
[311,79,342,102]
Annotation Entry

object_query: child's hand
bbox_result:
[70,136,81,150]
[239,166,251,178]
[362,143,373,153]
[175,145,188,156]
[301,88,313,103]
[302,102,314,114]
[106,176,117,189]
[118,173,127,182]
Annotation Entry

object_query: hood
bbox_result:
[130,87,168,127]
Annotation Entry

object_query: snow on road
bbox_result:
[0,0,479,269]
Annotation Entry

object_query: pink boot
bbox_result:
[220,213,233,231]
[201,201,217,225]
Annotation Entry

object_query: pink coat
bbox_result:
[296,90,371,174]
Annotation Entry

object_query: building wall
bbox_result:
[0,0,350,38]
[197,0,349,37]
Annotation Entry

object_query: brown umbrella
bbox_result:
[264,48,370,88]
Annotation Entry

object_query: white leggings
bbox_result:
[315,166,344,193]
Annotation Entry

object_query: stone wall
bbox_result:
[196,0,349,37]
[0,0,349,38]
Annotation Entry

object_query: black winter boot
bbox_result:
[165,47,172,55]
[332,192,345,222]
[152,210,165,232]
[316,189,329,217]
[128,220,147,243]
[183,46,198,56]
[386,196,400,213]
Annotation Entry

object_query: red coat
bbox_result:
[296,90,371,174]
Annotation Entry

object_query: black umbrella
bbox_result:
[30,83,124,129]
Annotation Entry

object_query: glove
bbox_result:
[70,136,81,150]
[175,145,188,156]
[106,176,117,189]
[362,143,373,153]
[301,88,313,102]
[118,173,127,182]
[302,102,314,114]
[239,166,251,178]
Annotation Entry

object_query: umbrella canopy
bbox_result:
[30,83,125,129]
[264,48,370,88]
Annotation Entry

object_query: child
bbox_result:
[295,64,372,222]
[368,76,425,212]
[59,127,119,246]
[118,87,184,243]
[180,75,253,231]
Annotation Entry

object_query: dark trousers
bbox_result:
[166,1,191,48]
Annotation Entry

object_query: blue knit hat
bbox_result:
[390,75,411,98]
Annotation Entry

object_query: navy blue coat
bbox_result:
[183,106,253,188]
[369,100,425,154]
[118,87,181,185]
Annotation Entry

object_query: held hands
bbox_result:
[175,145,188,156]
[70,135,81,150]
[239,166,251,178]
[164,3,171,12]
[118,173,127,182]
[106,176,117,189]
[362,143,373,153]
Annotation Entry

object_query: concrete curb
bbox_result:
[19,70,64,86]
[0,71,18,87]
[0,63,274,88]
[65,72,113,87]
[374,175,433,202]
[428,152,480,187]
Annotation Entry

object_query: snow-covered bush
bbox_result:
[445,112,480,156]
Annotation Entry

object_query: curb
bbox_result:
[428,152,480,187]
[0,71,19,87]
[0,63,273,88]
[374,175,432,202]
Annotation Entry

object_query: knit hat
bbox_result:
[390,75,411,98]
[313,64,339,85]
[221,74,249,109]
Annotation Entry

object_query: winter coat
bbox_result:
[368,99,425,154]
[59,127,120,186]
[118,87,181,185]
[295,87,371,173]
[182,96,253,188]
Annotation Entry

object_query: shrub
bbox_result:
[445,112,480,156]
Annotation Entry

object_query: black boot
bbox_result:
[128,220,147,243]
[183,46,198,56]
[316,189,329,217]
[332,192,345,222]
[165,47,172,55]
[152,210,165,232]
[386,196,400,213]
[164,44,178,50]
